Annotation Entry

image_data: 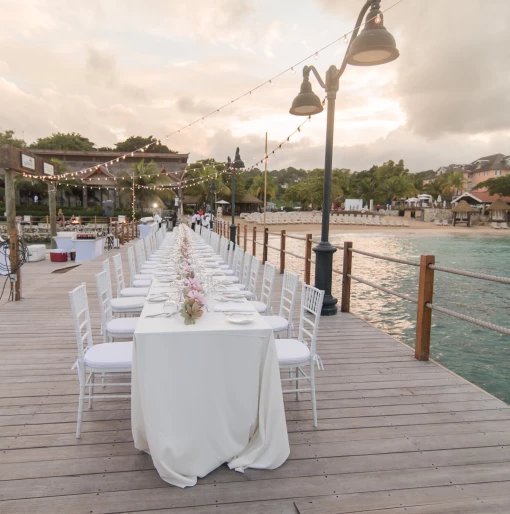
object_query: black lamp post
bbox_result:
[228,148,245,244]
[289,0,399,316]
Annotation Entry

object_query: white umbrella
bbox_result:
[437,195,442,203]
[215,200,230,204]
[406,197,419,203]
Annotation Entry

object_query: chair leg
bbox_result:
[88,373,95,409]
[76,368,86,438]
[295,367,300,401]
[310,363,317,427]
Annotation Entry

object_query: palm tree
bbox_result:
[424,177,446,199]
[379,174,417,203]
[117,159,174,212]
[442,171,465,199]
[248,174,278,201]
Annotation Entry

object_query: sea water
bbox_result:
[272,233,510,404]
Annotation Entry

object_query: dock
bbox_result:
[1,241,510,513]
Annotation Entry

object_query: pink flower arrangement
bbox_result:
[187,289,206,305]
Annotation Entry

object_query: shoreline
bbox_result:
[223,218,510,238]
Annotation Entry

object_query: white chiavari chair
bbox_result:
[264,270,299,337]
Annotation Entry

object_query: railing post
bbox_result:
[94,216,97,230]
[280,230,286,274]
[252,226,257,257]
[415,255,435,361]
[305,233,312,284]
[341,242,353,313]
[237,224,240,246]
[243,224,247,252]
[263,227,269,264]
[121,223,125,245]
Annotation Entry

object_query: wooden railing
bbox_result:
[211,221,510,364]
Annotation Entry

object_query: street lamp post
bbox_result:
[228,148,245,244]
[289,0,399,315]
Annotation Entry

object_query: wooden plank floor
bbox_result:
[1,236,510,513]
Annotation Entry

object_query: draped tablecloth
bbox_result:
[132,277,289,487]
[139,222,158,239]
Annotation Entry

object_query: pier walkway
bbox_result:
[1,241,510,513]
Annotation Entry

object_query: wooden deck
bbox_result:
[1,239,510,513]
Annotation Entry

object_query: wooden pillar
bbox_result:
[5,170,21,301]
[121,223,125,245]
[341,242,353,313]
[243,225,247,252]
[415,255,435,361]
[280,230,286,274]
[237,224,240,246]
[304,233,312,284]
[252,227,257,257]
[262,227,269,264]
[48,182,57,248]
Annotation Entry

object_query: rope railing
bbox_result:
[283,249,305,260]
[429,264,510,285]
[349,247,420,267]
[427,303,510,336]
[284,234,308,242]
[348,274,418,304]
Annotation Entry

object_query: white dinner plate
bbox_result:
[223,293,245,299]
[226,315,253,324]
[148,296,168,303]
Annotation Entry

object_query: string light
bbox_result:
[314,52,319,60]
[343,34,348,43]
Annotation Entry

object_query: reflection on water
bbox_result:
[266,233,510,404]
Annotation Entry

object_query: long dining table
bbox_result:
[131,227,289,488]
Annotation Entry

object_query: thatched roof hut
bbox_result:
[451,200,477,226]
[487,198,509,222]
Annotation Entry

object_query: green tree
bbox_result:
[0,129,26,148]
[424,177,447,199]
[378,174,417,202]
[30,132,96,151]
[442,171,465,198]
[117,159,175,211]
[114,136,177,154]
[473,175,510,197]
[248,174,278,201]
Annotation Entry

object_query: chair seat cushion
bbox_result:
[84,341,132,369]
[135,274,152,281]
[142,261,159,267]
[264,315,289,332]
[251,301,267,313]
[121,287,149,297]
[107,317,139,335]
[111,297,145,312]
[276,339,310,367]
[133,279,151,287]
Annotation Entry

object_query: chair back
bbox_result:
[260,262,276,307]
[69,283,93,362]
[134,241,145,272]
[297,283,325,356]
[112,253,126,296]
[95,270,114,341]
[220,237,229,263]
[242,252,252,287]
[279,270,299,322]
[127,247,137,287]
[144,237,152,259]
[248,257,261,295]
[232,247,244,278]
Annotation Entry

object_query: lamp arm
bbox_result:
[335,0,373,80]
[304,65,326,90]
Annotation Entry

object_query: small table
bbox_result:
[53,236,76,253]
[74,237,106,263]
[139,222,158,239]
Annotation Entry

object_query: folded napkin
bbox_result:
[213,302,256,313]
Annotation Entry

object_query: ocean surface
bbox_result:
[267,233,510,404]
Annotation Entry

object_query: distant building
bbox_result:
[424,153,510,194]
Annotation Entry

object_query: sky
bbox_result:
[0,0,509,173]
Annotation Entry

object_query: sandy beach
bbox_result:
[222,217,510,238]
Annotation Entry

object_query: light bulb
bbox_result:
[375,13,381,24]
[291,67,295,74]
[343,34,348,43]
[269,80,274,86]
[314,52,319,60]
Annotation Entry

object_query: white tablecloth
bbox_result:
[132,241,289,488]
[53,236,75,252]
[74,237,106,263]
[139,222,158,239]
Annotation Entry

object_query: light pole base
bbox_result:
[230,223,237,244]
[313,241,338,316]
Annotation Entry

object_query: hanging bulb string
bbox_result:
[34,0,405,182]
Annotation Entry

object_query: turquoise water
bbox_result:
[268,233,510,404]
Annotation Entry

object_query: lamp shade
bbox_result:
[289,77,324,116]
[346,10,399,66]
[233,147,244,169]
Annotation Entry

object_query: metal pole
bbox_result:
[264,132,267,230]
[313,65,339,315]
[230,172,236,243]
[5,170,21,301]
[48,181,57,248]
